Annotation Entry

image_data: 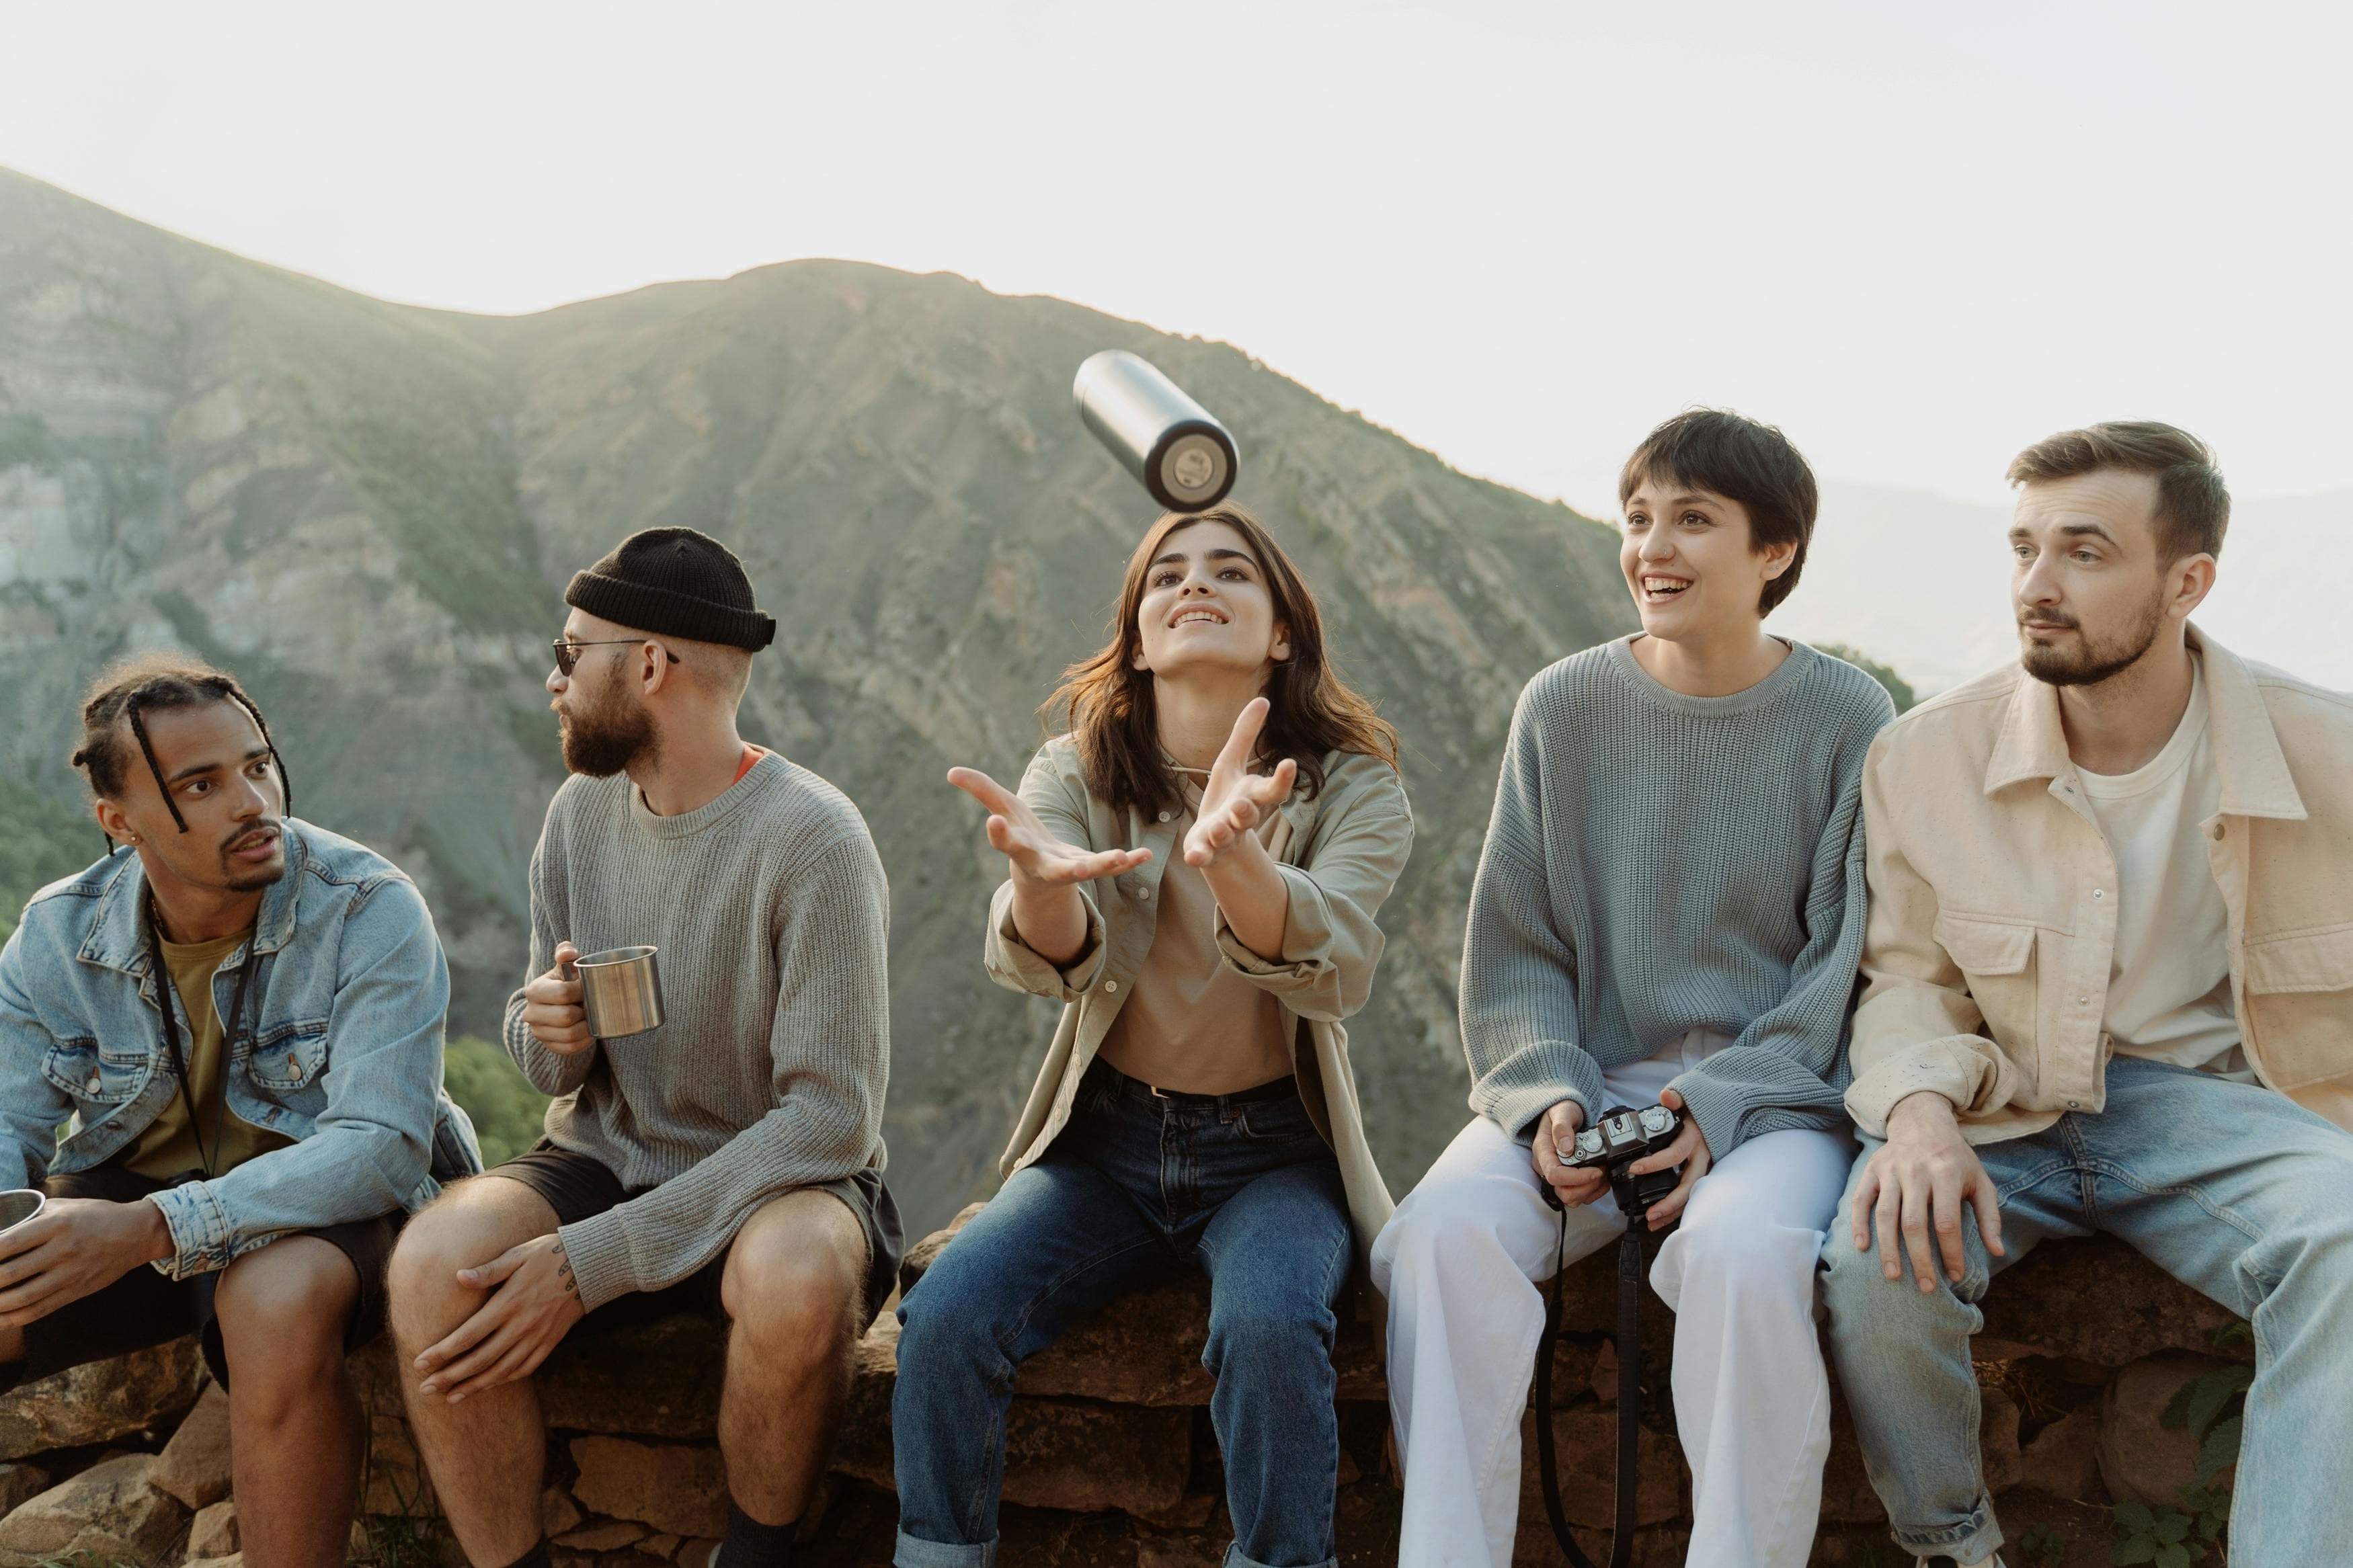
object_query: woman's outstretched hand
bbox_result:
[947,768,1151,884]
[1185,697,1296,869]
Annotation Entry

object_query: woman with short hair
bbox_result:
[1374,409,1897,1568]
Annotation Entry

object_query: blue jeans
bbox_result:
[892,1059,1353,1568]
[1821,1056,2353,1567]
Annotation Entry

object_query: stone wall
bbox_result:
[0,1213,2247,1568]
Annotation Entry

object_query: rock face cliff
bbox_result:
[0,169,1636,1233]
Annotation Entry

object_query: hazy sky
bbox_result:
[5,1,2349,517]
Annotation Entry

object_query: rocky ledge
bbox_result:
[0,1212,2246,1568]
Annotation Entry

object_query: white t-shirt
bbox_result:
[2075,658,2251,1079]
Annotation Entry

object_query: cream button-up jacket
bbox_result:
[984,735,1414,1252]
[1847,628,2353,1143]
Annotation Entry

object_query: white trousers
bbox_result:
[1369,1036,1856,1568]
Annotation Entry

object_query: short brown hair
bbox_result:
[1043,503,1398,819]
[2006,421,2229,563]
[1619,409,1818,615]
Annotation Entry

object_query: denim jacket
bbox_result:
[0,819,481,1277]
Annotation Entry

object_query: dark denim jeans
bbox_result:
[893,1059,1353,1568]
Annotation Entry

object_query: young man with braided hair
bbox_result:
[389,528,901,1568]
[0,654,480,1567]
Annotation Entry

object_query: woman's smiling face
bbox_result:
[1131,518,1289,682]
[1619,475,1792,641]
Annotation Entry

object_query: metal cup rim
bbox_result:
[575,946,657,968]
[0,1188,46,1234]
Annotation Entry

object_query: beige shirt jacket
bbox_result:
[1847,628,2353,1144]
[985,736,1414,1253]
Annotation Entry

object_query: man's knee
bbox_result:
[2271,1187,2353,1309]
[722,1194,865,1360]
[216,1237,358,1399]
[387,1178,553,1342]
[1819,1223,1972,1357]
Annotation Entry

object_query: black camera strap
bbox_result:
[144,899,262,1182]
[1533,1202,1646,1568]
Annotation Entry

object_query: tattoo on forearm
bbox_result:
[554,1239,576,1296]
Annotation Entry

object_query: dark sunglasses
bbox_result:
[551,638,682,677]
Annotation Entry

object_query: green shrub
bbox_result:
[0,780,100,942]
[1816,641,1919,714]
[441,1034,549,1167]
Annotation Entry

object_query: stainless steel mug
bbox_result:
[0,1189,44,1234]
[1073,349,1239,512]
[567,946,666,1038]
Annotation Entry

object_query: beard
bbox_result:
[559,678,656,777]
[2020,585,2167,688]
[218,821,288,893]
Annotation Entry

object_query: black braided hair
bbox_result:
[71,655,290,850]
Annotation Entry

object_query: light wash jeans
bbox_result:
[1372,1029,1857,1568]
[1821,1055,2353,1567]
[892,1059,1353,1568]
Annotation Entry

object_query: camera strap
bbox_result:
[1533,1202,1645,1568]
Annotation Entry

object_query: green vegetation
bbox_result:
[2013,1528,2073,1567]
[441,1034,549,1165]
[1817,641,1919,714]
[2109,1334,2249,1566]
[0,781,99,944]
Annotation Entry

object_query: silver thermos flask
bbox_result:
[1072,350,1240,512]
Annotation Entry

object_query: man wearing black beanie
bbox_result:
[389,528,902,1568]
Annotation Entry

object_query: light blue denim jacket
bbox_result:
[0,819,480,1277]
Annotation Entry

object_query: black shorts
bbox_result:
[489,1141,904,1332]
[5,1164,401,1391]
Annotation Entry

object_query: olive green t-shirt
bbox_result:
[122,927,293,1180]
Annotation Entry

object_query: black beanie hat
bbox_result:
[565,528,776,652]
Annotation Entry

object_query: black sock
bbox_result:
[493,1542,551,1568]
[717,1497,798,1568]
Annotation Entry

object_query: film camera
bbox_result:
[1562,1102,1687,1222]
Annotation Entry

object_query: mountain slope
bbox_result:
[0,169,1636,1231]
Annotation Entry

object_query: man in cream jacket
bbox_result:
[1819,422,2353,1568]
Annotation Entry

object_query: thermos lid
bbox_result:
[1074,350,1239,512]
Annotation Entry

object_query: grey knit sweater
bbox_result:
[501,755,891,1311]
[1462,636,1893,1157]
